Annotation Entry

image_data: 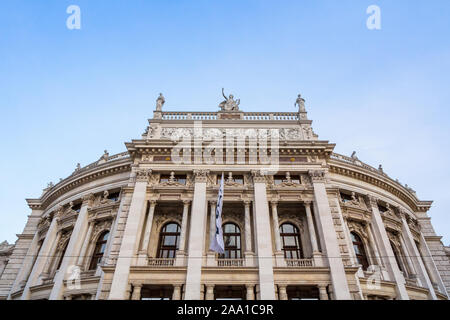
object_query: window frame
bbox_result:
[157,222,181,259]
[279,223,303,259]
[220,223,242,259]
[350,232,369,270]
[89,231,110,270]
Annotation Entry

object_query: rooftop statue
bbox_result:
[295,94,306,113]
[156,93,165,111]
[219,88,240,111]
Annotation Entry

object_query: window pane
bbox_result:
[165,223,178,233]
[285,236,297,246]
[164,236,177,246]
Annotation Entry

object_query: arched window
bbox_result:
[390,241,404,273]
[157,223,181,258]
[280,223,303,259]
[351,232,369,270]
[89,231,110,270]
[221,223,241,259]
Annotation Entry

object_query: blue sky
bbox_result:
[0,0,449,244]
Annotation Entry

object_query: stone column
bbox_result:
[398,235,416,278]
[271,201,286,267]
[304,201,321,266]
[271,201,282,252]
[138,200,157,265]
[131,284,142,300]
[309,170,351,300]
[367,196,409,300]
[175,200,191,266]
[246,284,255,300]
[366,224,385,272]
[252,170,276,300]
[21,211,58,300]
[185,170,209,300]
[50,193,95,300]
[206,201,217,267]
[172,284,182,300]
[41,231,62,277]
[243,200,255,267]
[205,284,215,300]
[318,285,329,300]
[76,221,94,268]
[278,285,288,300]
[179,200,191,252]
[399,211,437,299]
[244,200,252,252]
[109,168,150,300]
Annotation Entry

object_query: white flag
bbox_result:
[210,173,225,254]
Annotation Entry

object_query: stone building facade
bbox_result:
[1,93,449,300]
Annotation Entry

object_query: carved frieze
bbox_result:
[160,127,314,141]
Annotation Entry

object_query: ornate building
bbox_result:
[1,92,449,300]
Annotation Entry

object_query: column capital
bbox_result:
[270,200,279,207]
[149,200,157,206]
[366,194,378,207]
[308,170,326,183]
[243,200,252,206]
[209,200,217,206]
[251,170,267,183]
[136,168,152,182]
[81,193,95,206]
[193,169,209,183]
[182,199,191,206]
[303,200,312,206]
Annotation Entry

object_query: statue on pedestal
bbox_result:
[219,88,240,111]
[156,93,165,111]
[295,94,306,112]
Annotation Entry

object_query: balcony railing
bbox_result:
[148,258,175,267]
[285,258,314,267]
[217,258,244,267]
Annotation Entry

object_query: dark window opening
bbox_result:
[214,285,246,300]
[286,286,320,300]
[141,285,173,300]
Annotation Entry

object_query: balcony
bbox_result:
[217,258,245,267]
[148,258,175,267]
[285,258,314,267]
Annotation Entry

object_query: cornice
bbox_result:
[39,159,132,209]
[328,160,428,213]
